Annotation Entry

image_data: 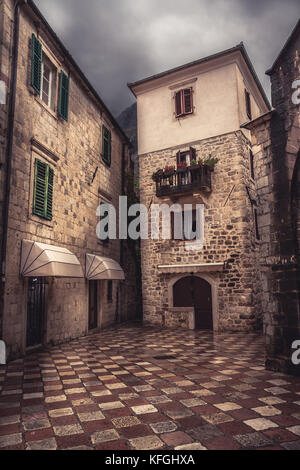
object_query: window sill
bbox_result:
[34,94,58,120]
[28,212,54,228]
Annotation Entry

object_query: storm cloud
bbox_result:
[34,0,300,116]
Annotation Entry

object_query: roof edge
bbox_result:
[266,19,300,76]
[25,0,131,145]
[128,42,271,110]
[240,109,275,130]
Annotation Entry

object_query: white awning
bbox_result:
[20,240,84,278]
[86,254,125,281]
[157,263,224,274]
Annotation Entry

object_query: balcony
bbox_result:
[154,165,212,198]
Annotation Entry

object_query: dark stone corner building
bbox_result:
[244,19,300,376]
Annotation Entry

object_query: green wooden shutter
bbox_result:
[58,71,70,121]
[46,167,54,221]
[33,159,47,218]
[33,160,54,220]
[31,34,42,94]
[102,126,111,166]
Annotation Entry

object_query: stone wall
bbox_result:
[139,130,262,331]
[250,23,300,375]
[0,0,136,359]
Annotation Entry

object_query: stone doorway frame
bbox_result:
[167,273,219,331]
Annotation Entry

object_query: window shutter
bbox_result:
[102,126,111,166]
[33,160,54,220]
[175,91,182,116]
[33,159,47,218]
[245,90,252,120]
[250,150,255,179]
[31,34,42,94]
[176,151,181,165]
[58,71,70,121]
[190,147,196,161]
[46,167,54,221]
[184,88,193,114]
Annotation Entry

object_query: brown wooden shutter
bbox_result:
[190,147,196,161]
[245,90,252,120]
[176,151,181,165]
[175,91,182,116]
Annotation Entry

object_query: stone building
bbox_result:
[129,44,271,331]
[0,0,139,360]
[243,20,300,375]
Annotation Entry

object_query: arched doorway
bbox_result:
[173,276,213,330]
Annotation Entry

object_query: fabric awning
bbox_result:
[86,254,125,281]
[157,263,224,274]
[20,240,84,278]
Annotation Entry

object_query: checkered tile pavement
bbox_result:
[0,325,300,450]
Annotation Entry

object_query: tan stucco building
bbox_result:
[129,44,271,331]
[0,0,139,359]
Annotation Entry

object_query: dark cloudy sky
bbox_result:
[35,0,299,117]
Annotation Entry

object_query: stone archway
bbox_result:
[168,273,219,331]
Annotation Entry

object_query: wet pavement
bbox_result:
[0,324,300,450]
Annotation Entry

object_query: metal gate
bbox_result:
[26,277,46,348]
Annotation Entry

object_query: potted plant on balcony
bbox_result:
[152,169,163,182]
[189,159,201,171]
[176,162,187,173]
[203,156,219,172]
[164,165,175,177]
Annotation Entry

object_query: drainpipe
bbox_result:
[0,1,27,333]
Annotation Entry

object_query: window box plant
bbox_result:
[176,162,188,173]
[152,169,163,182]
[164,166,175,177]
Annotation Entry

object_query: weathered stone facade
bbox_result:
[0,0,139,359]
[139,131,263,331]
[245,20,300,375]
[130,45,270,332]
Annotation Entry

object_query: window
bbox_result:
[254,208,260,241]
[33,159,54,221]
[175,88,193,118]
[245,89,252,120]
[107,280,113,302]
[102,125,112,166]
[171,209,199,241]
[40,57,56,109]
[176,147,196,167]
[250,150,255,180]
[31,34,69,120]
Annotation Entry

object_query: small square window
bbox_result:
[175,88,193,118]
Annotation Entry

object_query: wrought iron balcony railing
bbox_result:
[154,165,212,197]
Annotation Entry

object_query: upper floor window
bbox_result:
[31,34,69,121]
[245,89,252,120]
[40,56,56,110]
[175,88,193,118]
[102,125,112,166]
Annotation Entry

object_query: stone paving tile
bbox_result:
[0,325,300,450]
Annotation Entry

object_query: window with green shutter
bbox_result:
[33,159,54,221]
[58,70,69,121]
[102,125,111,166]
[31,34,43,94]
